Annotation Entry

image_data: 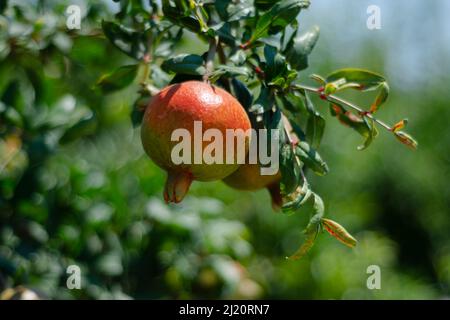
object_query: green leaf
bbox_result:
[288,193,324,260]
[295,141,329,176]
[278,92,307,115]
[102,21,150,60]
[279,143,301,195]
[229,50,247,66]
[310,73,326,85]
[249,0,310,44]
[264,44,287,82]
[231,79,253,110]
[304,92,325,148]
[162,0,204,33]
[357,117,377,151]
[249,86,273,114]
[324,68,386,92]
[161,54,206,76]
[215,23,237,47]
[96,64,138,93]
[282,182,312,213]
[268,107,285,147]
[287,224,317,260]
[216,0,255,22]
[210,65,251,82]
[370,82,390,113]
[60,114,97,144]
[285,25,319,70]
[321,218,357,248]
[255,0,279,11]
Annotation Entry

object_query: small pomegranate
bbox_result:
[141,81,251,203]
[223,163,282,210]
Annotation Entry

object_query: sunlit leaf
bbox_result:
[310,73,325,85]
[285,25,319,70]
[325,68,386,92]
[210,65,251,82]
[216,0,255,22]
[249,0,310,44]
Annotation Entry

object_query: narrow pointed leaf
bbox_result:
[249,0,310,44]
[295,141,329,176]
[161,54,206,75]
[231,79,253,111]
[102,21,149,60]
[357,117,378,151]
[288,193,324,260]
[321,218,357,248]
[96,64,138,93]
[370,82,390,113]
[394,131,418,150]
[285,25,319,70]
[325,68,385,92]
[280,143,301,195]
[392,119,408,133]
[287,226,318,260]
[330,102,379,149]
[310,74,325,85]
[304,92,325,148]
[282,183,312,213]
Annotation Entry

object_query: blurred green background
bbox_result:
[0,0,449,299]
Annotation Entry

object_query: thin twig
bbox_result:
[203,36,218,82]
[292,84,392,131]
[140,32,153,87]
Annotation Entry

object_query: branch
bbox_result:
[292,84,392,131]
[203,36,218,82]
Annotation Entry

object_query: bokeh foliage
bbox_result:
[0,0,448,299]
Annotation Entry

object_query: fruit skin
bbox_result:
[141,81,251,203]
[223,163,282,210]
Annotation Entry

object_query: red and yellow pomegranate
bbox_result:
[223,163,282,210]
[141,81,251,203]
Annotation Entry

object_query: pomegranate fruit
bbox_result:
[141,81,251,203]
[223,163,282,210]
